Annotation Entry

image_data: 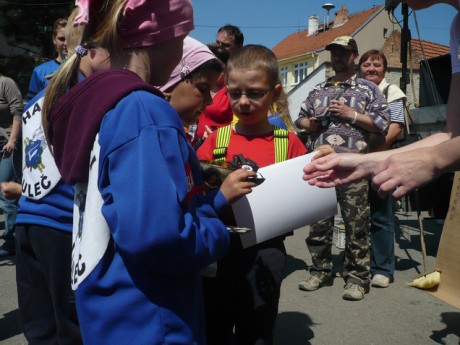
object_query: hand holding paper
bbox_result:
[232,152,337,248]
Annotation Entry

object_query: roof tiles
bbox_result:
[273,5,383,60]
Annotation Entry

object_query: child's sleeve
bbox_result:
[196,132,217,161]
[97,95,230,276]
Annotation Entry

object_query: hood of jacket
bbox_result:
[47,69,164,184]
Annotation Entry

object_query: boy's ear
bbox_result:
[272,84,282,102]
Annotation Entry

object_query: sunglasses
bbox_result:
[227,88,269,101]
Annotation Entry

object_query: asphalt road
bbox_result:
[1,211,459,345]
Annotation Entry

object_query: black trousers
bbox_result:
[15,224,82,345]
[203,237,286,345]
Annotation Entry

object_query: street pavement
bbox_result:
[1,211,459,345]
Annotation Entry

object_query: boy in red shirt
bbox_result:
[197,44,306,345]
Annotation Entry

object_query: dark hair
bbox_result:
[217,24,244,47]
[227,44,279,88]
[358,49,388,72]
[185,58,223,81]
[207,43,230,65]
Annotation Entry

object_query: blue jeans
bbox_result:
[369,186,396,278]
[0,139,21,252]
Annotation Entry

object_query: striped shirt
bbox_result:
[388,99,405,124]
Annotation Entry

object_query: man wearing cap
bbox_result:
[295,36,390,300]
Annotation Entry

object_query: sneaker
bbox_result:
[0,247,14,257]
[342,282,368,301]
[298,273,332,291]
[371,274,392,288]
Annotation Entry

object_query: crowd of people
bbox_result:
[0,0,458,344]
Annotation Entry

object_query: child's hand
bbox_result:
[1,181,22,200]
[220,168,257,204]
[203,125,214,139]
[313,145,335,160]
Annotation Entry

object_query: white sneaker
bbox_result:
[371,274,392,288]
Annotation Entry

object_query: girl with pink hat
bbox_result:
[42,1,256,344]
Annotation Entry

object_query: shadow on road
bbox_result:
[396,216,443,257]
[283,254,308,278]
[0,309,22,342]
[275,311,315,345]
[430,312,460,344]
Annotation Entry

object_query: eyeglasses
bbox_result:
[227,88,269,101]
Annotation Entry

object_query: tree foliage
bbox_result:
[0,1,72,96]
[0,1,73,59]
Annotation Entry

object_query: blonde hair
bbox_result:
[226,44,279,88]
[269,86,297,133]
[42,0,133,138]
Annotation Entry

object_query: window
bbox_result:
[294,62,308,84]
[280,67,288,85]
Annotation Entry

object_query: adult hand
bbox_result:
[371,147,438,199]
[298,117,320,132]
[303,152,376,188]
[313,145,335,159]
[220,168,256,204]
[2,141,15,158]
[329,100,354,122]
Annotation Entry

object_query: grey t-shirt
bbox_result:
[0,75,23,138]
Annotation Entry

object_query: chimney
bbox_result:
[333,5,349,27]
[307,15,319,36]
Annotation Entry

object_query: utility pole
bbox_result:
[400,3,410,95]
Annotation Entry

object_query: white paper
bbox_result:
[232,152,337,248]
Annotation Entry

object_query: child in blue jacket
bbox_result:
[42,1,257,344]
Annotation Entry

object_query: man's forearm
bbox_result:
[431,136,460,174]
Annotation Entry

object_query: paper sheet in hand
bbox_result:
[232,152,337,248]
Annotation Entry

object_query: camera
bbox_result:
[314,112,334,128]
[231,154,265,186]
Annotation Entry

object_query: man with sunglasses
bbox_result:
[295,36,390,301]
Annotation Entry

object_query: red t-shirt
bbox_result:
[197,127,307,168]
[195,87,233,139]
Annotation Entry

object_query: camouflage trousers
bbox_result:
[306,179,370,285]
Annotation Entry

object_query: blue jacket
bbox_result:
[26,59,60,101]
[48,71,230,344]
[17,89,74,231]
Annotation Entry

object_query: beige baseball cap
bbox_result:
[325,36,358,53]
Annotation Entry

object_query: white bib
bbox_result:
[22,97,62,199]
[71,135,110,290]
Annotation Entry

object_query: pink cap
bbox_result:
[119,0,194,48]
[74,0,194,49]
[74,0,89,26]
[160,36,217,92]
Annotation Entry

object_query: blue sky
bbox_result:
[191,1,455,49]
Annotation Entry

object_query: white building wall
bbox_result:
[287,63,328,122]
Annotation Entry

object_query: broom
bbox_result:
[408,189,440,289]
